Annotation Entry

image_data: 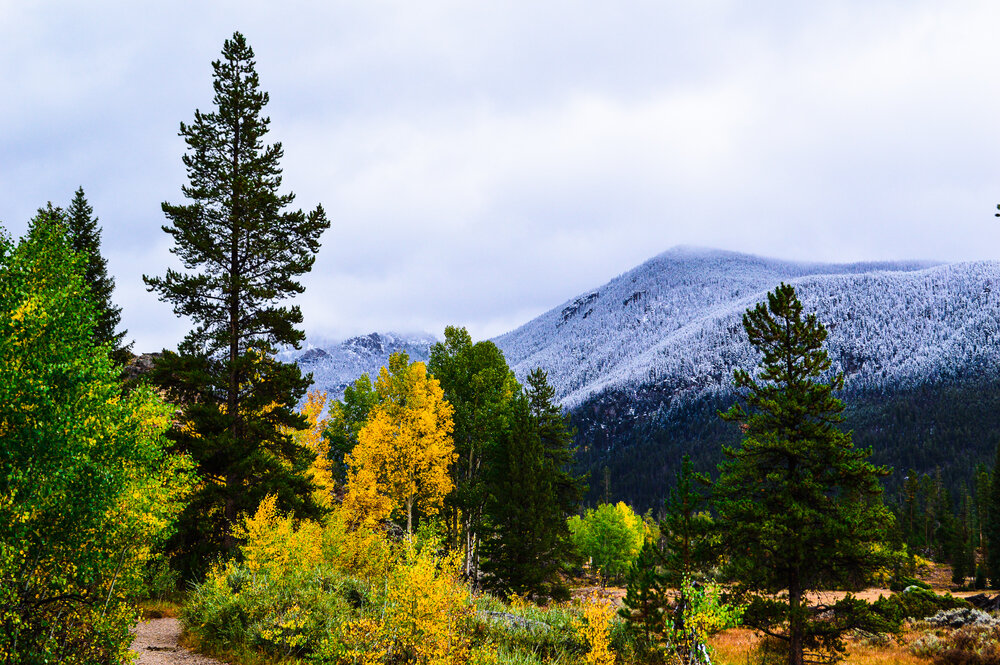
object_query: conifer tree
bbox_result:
[66,187,131,365]
[988,440,1000,587]
[660,454,713,588]
[526,368,586,522]
[480,369,584,599]
[144,32,329,573]
[619,537,669,645]
[716,283,892,665]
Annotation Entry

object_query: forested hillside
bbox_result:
[490,247,1000,509]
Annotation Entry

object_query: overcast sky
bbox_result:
[4,2,1000,352]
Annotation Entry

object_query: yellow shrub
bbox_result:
[234,495,323,578]
[321,505,396,583]
[577,594,617,665]
[345,542,473,664]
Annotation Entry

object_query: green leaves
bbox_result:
[716,283,894,662]
[143,31,329,573]
[0,211,193,662]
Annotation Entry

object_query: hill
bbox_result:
[492,247,1000,509]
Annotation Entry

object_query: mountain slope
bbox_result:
[492,246,1000,508]
[492,246,1000,406]
[281,332,436,399]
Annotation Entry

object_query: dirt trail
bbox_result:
[130,618,227,665]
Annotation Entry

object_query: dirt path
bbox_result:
[130,618,227,665]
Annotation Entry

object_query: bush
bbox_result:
[889,576,932,592]
[874,587,969,623]
[186,499,579,664]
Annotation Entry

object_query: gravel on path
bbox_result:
[130,618,228,665]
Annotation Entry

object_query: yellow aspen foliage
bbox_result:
[321,505,396,582]
[234,495,323,578]
[345,353,456,535]
[338,542,473,665]
[342,464,394,528]
[577,594,617,665]
[288,389,335,506]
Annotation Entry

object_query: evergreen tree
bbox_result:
[480,369,584,599]
[619,537,669,645]
[621,455,711,648]
[66,186,131,365]
[660,454,713,588]
[143,32,329,575]
[716,283,892,665]
[988,440,1000,587]
[479,392,552,597]
[525,368,586,533]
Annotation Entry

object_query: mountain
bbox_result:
[492,246,1000,509]
[281,332,436,400]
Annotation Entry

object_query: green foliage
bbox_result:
[874,588,968,623]
[716,282,893,664]
[430,325,519,580]
[0,211,193,662]
[664,577,743,665]
[568,502,646,586]
[323,373,378,487]
[143,31,330,576]
[66,186,131,366]
[481,369,584,600]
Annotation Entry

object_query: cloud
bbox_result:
[3,1,1000,351]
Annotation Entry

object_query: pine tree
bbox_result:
[619,537,669,645]
[480,370,584,599]
[143,32,329,574]
[716,283,892,665]
[988,440,1000,587]
[66,187,131,366]
[525,368,586,541]
[660,454,713,588]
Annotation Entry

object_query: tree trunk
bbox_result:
[788,572,804,665]
[407,498,413,538]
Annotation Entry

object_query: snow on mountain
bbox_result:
[492,246,1000,409]
[282,332,437,399]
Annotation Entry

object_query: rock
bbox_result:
[479,611,551,632]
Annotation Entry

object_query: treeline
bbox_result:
[573,374,1000,515]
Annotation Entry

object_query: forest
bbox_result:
[6,31,1000,665]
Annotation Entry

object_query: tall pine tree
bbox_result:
[716,283,892,665]
[480,369,584,599]
[988,440,1000,587]
[144,32,329,575]
[66,187,131,366]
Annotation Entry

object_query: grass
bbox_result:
[135,598,183,619]
[708,627,931,665]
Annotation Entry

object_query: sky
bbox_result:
[4,1,1000,352]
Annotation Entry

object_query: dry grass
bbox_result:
[707,628,933,665]
[136,599,182,619]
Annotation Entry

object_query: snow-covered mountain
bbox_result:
[493,245,1000,408]
[492,246,1000,508]
[281,332,436,399]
